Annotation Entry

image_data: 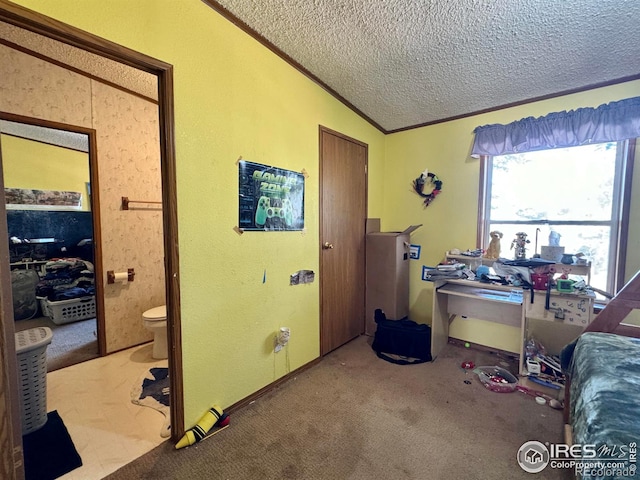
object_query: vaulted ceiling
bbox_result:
[207,0,640,133]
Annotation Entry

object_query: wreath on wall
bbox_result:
[413,171,443,207]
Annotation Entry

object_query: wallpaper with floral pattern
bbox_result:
[0,45,165,355]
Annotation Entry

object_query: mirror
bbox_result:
[2,118,99,370]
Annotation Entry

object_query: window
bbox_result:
[480,141,633,295]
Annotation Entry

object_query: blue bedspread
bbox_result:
[567,332,640,479]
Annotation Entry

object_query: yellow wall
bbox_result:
[10,0,386,426]
[11,0,638,428]
[385,80,640,351]
[1,134,90,211]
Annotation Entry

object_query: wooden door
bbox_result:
[320,127,367,355]
[0,128,24,479]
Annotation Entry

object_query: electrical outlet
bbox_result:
[275,327,290,353]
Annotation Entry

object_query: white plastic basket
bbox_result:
[15,327,53,434]
[40,295,96,325]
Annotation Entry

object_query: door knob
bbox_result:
[323,242,334,249]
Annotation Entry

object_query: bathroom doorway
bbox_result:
[0,3,184,478]
[1,114,104,371]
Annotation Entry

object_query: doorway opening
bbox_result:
[0,3,183,478]
[1,113,103,371]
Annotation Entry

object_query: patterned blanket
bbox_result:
[565,332,640,479]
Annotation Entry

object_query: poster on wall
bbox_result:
[238,160,305,231]
[4,188,82,210]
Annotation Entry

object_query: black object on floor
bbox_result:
[22,410,82,480]
[372,309,432,365]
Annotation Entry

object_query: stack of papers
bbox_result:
[422,267,465,281]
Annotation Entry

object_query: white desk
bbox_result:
[432,279,525,360]
[431,279,594,374]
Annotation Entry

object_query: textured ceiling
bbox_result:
[0,119,88,152]
[210,0,640,132]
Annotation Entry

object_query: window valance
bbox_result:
[471,96,640,157]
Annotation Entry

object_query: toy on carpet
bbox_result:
[516,385,563,410]
[484,230,503,259]
[175,404,230,449]
[474,366,518,393]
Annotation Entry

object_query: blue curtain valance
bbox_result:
[471,96,640,157]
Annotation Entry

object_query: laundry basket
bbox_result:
[15,327,53,434]
[39,296,96,325]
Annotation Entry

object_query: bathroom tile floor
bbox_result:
[47,342,169,480]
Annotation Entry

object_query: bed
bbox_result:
[561,271,640,479]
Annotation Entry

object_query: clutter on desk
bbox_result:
[556,278,575,292]
[421,265,466,281]
[484,231,503,259]
[475,265,490,277]
[432,247,595,300]
[510,232,530,259]
[422,261,476,281]
[437,263,467,272]
[539,229,577,264]
[500,257,555,268]
[449,248,483,257]
[530,273,550,290]
[487,258,590,294]
[560,252,586,265]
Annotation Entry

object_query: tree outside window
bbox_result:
[483,141,628,294]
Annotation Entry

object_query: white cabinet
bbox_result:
[521,290,595,375]
[526,290,594,326]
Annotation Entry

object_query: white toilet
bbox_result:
[142,305,168,359]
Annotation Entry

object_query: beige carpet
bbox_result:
[106,336,571,480]
[14,315,98,371]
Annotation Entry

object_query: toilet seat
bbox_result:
[143,305,166,322]
[142,305,167,359]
